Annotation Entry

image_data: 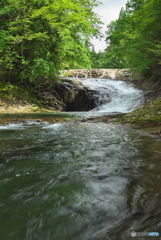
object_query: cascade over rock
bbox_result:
[37,69,143,112]
[61,69,142,81]
[37,79,106,111]
[55,80,104,111]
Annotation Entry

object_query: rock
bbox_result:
[34,79,105,112]
[0,98,40,113]
[60,69,141,81]
[66,89,98,111]
[0,77,109,112]
[54,80,102,111]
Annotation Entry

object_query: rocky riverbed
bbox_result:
[1,69,161,127]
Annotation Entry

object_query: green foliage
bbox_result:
[0,81,38,104]
[19,58,57,82]
[91,45,125,69]
[0,0,102,84]
[91,49,106,68]
[103,0,161,77]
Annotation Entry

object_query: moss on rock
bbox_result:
[119,97,161,125]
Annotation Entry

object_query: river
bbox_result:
[0,78,161,240]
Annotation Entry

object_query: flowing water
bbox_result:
[72,78,143,117]
[80,78,143,113]
[0,79,161,240]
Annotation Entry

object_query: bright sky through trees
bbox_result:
[92,0,127,52]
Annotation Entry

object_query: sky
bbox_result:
[91,0,127,52]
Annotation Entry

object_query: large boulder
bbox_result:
[37,79,107,111]
[54,80,102,111]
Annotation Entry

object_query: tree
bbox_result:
[104,0,161,78]
[0,0,102,83]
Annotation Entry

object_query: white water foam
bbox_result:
[79,78,143,114]
[42,123,62,129]
[0,123,25,130]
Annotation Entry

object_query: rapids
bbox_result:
[72,78,143,116]
[0,79,161,240]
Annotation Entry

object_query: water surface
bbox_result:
[0,79,161,240]
[0,120,161,240]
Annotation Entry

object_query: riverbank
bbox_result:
[0,77,101,113]
[1,69,161,127]
[0,80,64,114]
[0,98,53,114]
[80,96,161,127]
[118,97,161,126]
[117,76,161,126]
[80,97,161,126]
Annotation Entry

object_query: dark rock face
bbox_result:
[36,79,105,111]
[36,85,65,110]
[66,89,100,111]
[54,81,101,111]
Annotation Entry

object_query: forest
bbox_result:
[0,0,161,86]
[0,0,101,85]
[93,0,161,80]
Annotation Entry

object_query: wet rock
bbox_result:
[66,89,100,111]
[35,79,106,112]
[0,98,40,113]
[60,69,142,81]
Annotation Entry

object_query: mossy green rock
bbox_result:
[119,98,161,125]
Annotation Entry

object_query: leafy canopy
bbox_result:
[98,0,161,78]
[0,0,102,83]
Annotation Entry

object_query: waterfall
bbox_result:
[62,69,128,79]
[78,78,143,114]
[108,71,116,80]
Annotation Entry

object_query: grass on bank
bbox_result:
[0,82,42,106]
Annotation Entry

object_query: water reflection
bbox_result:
[0,121,161,240]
